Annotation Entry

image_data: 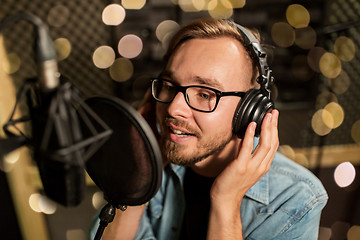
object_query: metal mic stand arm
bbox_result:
[94,202,127,240]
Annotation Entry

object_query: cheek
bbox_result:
[195,99,239,134]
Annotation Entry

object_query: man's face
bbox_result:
[156,37,253,166]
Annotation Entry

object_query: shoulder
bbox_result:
[269,152,328,202]
[242,152,328,238]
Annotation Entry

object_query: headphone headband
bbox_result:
[231,22,274,99]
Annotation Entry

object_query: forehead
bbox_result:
[165,37,253,91]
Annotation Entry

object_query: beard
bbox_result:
[159,119,233,166]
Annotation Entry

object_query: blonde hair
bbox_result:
[164,18,261,84]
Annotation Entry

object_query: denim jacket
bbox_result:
[133,155,328,239]
[90,141,328,239]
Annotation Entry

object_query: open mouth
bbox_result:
[171,128,196,137]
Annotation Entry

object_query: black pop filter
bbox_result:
[82,95,162,207]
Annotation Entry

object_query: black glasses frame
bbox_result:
[151,78,246,113]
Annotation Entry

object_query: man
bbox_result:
[91,18,328,239]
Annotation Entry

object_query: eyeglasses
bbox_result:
[151,78,246,113]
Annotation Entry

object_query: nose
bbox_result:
[167,91,193,119]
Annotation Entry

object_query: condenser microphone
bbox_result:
[0,12,112,206]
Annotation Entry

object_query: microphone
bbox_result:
[0,12,112,206]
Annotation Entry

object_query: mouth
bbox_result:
[171,128,196,137]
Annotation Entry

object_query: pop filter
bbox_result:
[83,95,162,207]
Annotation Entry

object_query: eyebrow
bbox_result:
[160,70,225,91]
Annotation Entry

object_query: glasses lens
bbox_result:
[186,87,217,112]
[152,79,176,102]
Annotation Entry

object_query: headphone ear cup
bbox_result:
[232,89,274,139]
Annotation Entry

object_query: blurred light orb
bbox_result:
[122,0,146,9]
[295,26,317,49]
[334,36,356,62]
[323,102,344,129]
[47,5,70,28]
[286,4,310,28]
[208,0,234,19]
[29,193,42,213]
[351,120,360,144]
[329,71,350,94]
[229,0,246,8]
[156,20,180,43]
[92,191,106,210]
[118,34,143,59]
[315,91,338,109]
[38,195,57,214]
[102,4,126,26]
[348,225,360,240]
[312,109,332,136]
[178,0,202,11]
[54,38,72,61]
[2,52,21,74]
[307,47,326,72]
[271,22,295,48]
[319,52,342,78]
[109,58,134,82]
[278,145,296,160]
[93,46,115,69]
[334,162,356,188]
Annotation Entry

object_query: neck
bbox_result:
[190,136,241,177]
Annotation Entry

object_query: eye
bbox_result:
[196,89,215,100]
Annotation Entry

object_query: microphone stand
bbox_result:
[94,202,127,240]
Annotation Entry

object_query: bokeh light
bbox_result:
[229,0,246,8]
[351,120,360,144]
[318,227,332,240]
[2,52,21,74]
[323,102,344,129]
[47,5,70,28]
[118,34,143,59]
[315,91,338,109]
[332,221,351,240]
[102,4,126,26]
[92,46,115,69]
[109,58,134,82]
[38,195,57,214]
[334,36,356,62]
[295,26,317,49]
[348,225,360,240]
[329,71,351,94]
[271,22,295,48]
[1,149,20,172]
[334,162,356,188]
[156,20,180,43]
[122,0,146,9]
[286,4,310,29]
[208,0,234,19]
[29,193,42,212]
[92,191,106,210]
[54,37,72,61]
[29,193,57,214]
[278,145,296,160]
[312,109,332,136]
[307,47,326,72]
[319,52,342,79]
[178,0,203,12]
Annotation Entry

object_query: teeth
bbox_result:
[173,129,186,135]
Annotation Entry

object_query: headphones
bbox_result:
[231,22,275,139]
